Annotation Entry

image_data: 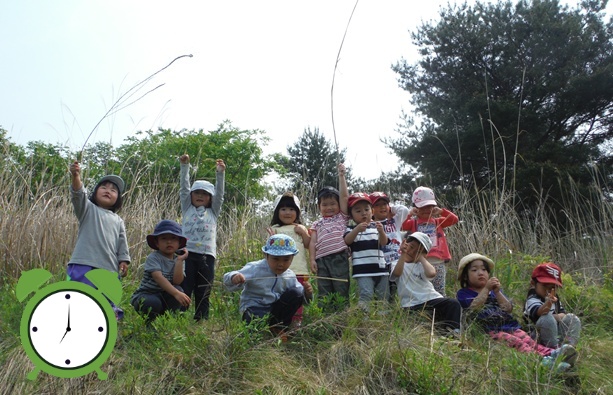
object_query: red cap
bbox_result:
[348,192,372,208]
[369,191,390,205]
[532,262,563,287]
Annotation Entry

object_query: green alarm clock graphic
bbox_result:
[17,268,122,380]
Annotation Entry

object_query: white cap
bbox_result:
[406,232,432,252]
[412,187,437,208]
[190,180,215,196]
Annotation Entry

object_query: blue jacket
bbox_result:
[223,259,304,314]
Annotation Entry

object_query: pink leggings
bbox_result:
[292,275,308,323]
[489,329,554,356]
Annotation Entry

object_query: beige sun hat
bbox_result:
[457,253,495,280]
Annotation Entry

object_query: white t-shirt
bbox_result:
[389,260,442,307]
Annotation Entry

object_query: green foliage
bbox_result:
[116,121,275,207]
[390,0,613,223]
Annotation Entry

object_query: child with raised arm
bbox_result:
[524,262,582,348]
[309,163,350,309]
[131,220,191,322]
[390,232,461,334]
[344,193,389,310]
[268,192,311,327]
[223,234,313,340]
[401,187,458,296]
[68,161,130,319]
[179,154,225,321]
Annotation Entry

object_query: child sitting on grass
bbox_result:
[457,253,577,371]
[390,232,461,335]
[131,220,191,322]
[524,262,581,348]
[223,234,313,340]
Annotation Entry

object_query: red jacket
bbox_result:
[401,208,458,261]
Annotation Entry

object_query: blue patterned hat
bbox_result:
[262,234,299,256]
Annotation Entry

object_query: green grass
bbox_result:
[1,266,612,394]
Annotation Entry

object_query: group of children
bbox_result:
[66,159,581,371]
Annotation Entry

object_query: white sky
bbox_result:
[1,1,609,180]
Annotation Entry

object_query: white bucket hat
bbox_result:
[190,180,215,196]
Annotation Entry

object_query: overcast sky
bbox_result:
[2,1,609,180]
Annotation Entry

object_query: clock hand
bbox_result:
[60,305,71,343]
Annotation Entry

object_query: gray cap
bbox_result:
[98,175,125,194]
[190,180,215,196]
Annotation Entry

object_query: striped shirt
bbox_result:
[523,288,566,324]
[311,212,350,259]
[130,251,183,303]
[344,223,388,278]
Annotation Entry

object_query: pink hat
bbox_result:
[412,187,437,208]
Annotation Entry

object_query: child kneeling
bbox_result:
[131,220,191,322]
[223,234,313,338]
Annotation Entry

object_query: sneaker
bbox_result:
[270,327,288,343]
[550,344,578,367]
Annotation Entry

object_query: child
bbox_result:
[344,193,389,310]
[131,220,191,322]
[268,192,311,327]
[401,186,458,296]
[223,234,313,339]
[179,154,225,321]
[309,163,350,308]
[456,253,577,369]
[390,232,461,334]
[370,192,409,266]
[68,161,130,319]
[524,262,582,348]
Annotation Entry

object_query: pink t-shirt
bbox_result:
[310,212,350,259]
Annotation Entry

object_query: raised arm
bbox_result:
[338,163,348,214]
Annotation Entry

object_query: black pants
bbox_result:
[409,297,462,331]
[131,287,184,322]
[181,252,215,320]
[242,287,304,329]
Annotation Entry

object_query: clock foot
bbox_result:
[27,367,40,380]
[96,368,108,380]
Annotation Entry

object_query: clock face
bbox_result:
[28,290,109,369]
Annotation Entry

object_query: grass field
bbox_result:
[1,168,612,394]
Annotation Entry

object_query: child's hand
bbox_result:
[432,207,442,216]
[216,159,226,172]
[338,163,346,177]
[409,207,419,217]
[356,222,369,232]
[119,262,129,277]
[294,224,308,237]
[486,277,501,292]
[303,278,313,296]
[180,154,190,164]
[176,249,189,261]
[231,273,246,285]
[310,261,318,274]
[266,227,275,236]
[174,292,191,307]
[375,221,384,232]
[546,289,558,304]
[69,161,81,176]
